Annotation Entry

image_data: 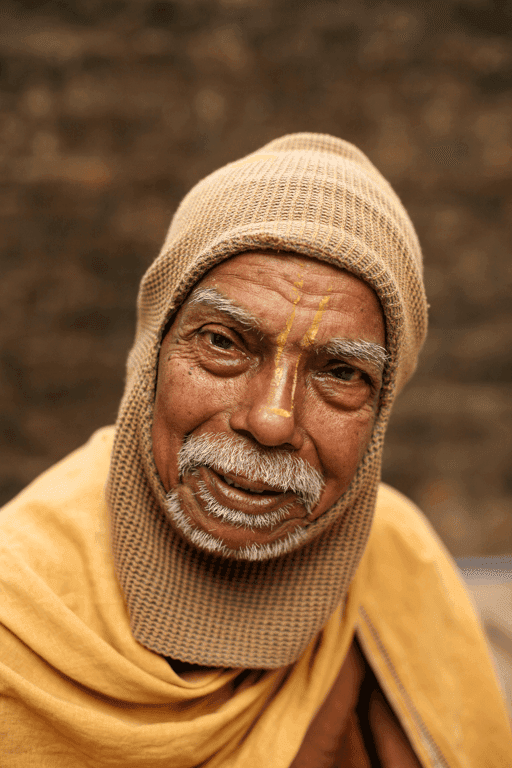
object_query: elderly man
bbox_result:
[0,134,510,767]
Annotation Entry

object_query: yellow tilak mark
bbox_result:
[262,268,304,414]
[269,271,304,391]
[301,284,333,348]
[268,407,292,418]
[289,354,301,411]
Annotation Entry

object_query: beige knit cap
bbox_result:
[107,133,428,668]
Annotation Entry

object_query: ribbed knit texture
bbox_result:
[106,133,428,668]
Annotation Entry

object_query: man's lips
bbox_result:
[215,469,281,495]
[189,466,307,517]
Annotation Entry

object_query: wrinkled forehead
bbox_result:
[175,249,387,340]
[180,248,379,303]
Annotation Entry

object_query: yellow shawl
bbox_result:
[1,428,510,767]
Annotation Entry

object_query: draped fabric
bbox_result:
[1,428,510,766]
[0,428,362,768]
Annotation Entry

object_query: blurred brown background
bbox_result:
[0,0,511,556]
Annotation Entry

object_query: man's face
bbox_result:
[152,251,386,560]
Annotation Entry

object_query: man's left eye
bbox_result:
[330,365,358,381]
[209,332,233,350]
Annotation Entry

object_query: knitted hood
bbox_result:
[106,133,428,668]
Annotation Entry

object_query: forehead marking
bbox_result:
[284,285,332,416]
[287,356,302,416]
[272,268,304,382]
[264,267,304,419]
[301,283,333,349]
[265,274,334,420]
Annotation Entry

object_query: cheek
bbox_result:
[306,402,377,490]
[152,354,244,487]
[155,359,204,432]
[152,355,204,488]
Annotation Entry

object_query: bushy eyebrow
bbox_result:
[315,338,389,373]
[188,287,388,371]
[187,287,262,331]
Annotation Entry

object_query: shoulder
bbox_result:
[362,482,472,614]
[362,482,477,618]
[357,485,512,765]
[371,482,451,566]
[360,482,483,658]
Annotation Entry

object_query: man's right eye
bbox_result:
[208,332,234,350]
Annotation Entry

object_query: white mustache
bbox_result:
[178,432,324,512]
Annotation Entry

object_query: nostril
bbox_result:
[230,425,297,452]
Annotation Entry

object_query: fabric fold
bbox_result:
[0,427,361,767]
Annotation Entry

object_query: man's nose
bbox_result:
[229,361,304,450]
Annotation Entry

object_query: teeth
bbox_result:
[221,474,266,494]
